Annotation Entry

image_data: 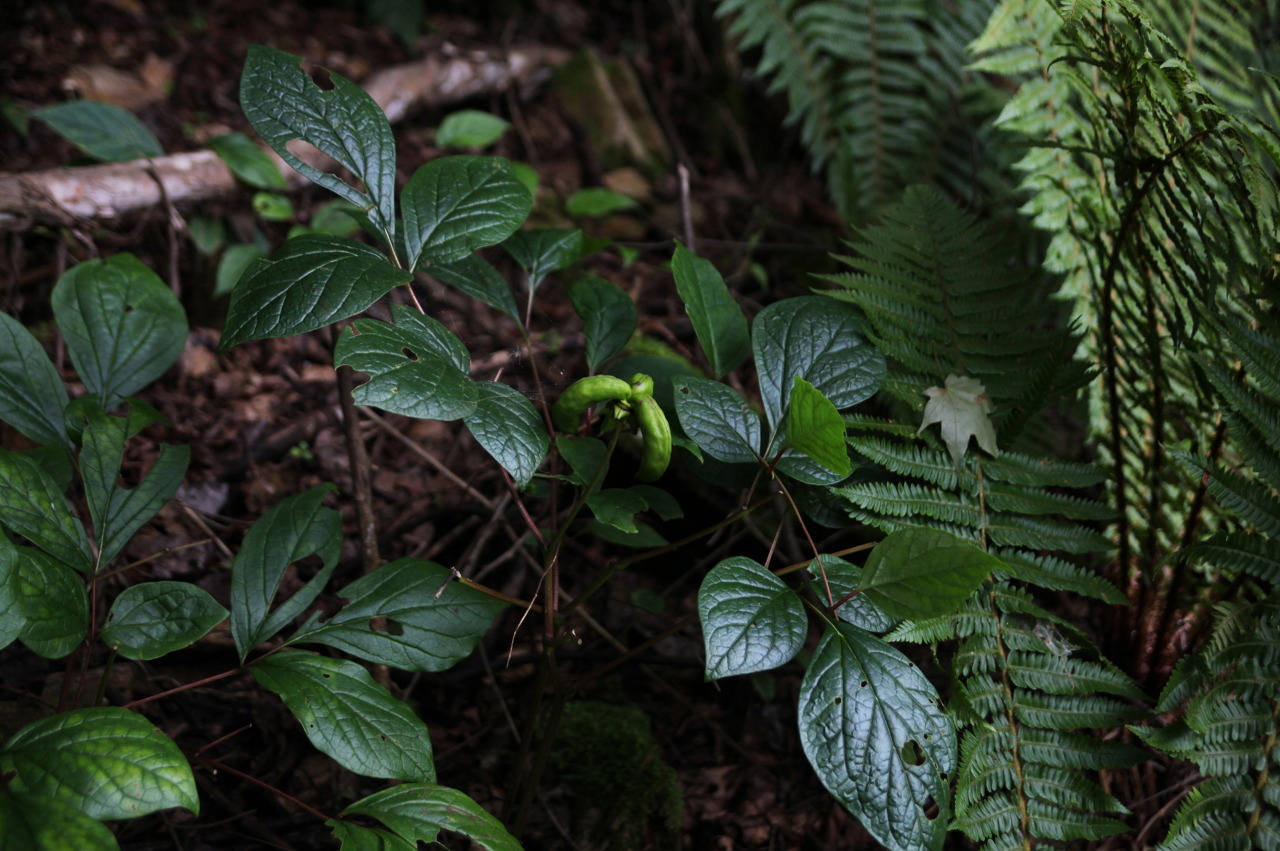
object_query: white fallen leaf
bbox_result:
[919,374,999,466]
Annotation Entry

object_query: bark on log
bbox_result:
[0,44,569,232]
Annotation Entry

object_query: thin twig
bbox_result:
[361,407,496,510]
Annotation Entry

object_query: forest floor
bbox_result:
[0,1,889,849]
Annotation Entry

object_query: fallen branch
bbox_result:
[0,44,569,232]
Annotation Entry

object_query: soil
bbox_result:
[0,1,879,849]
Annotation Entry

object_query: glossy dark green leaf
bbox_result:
[673,376,760,464]
[292,559,505,672]
[464,382,548,488]
[80,408,188,568]
[8,546,87,658]
[329,821,416,851]
[0,536,22,650]
[436,110,511,148]
[753,296,885,431]
[334,305,478,421]
[0,792,119,851]
[503,228,584,290]
[0,311,70,448]
[34,101,162,162]
[672,243,750,377]
[785,377,852,476]
[0,448,93,573]
[1,707,198,820]
[809,555,897,634]
[341,783,521,851]
[557,435,607,493]
[253,650,436,782]
[699,556,806,680]
[221,234,411,349]
[402,156,531,269]
[569,275,636,371]
[102,582,228,660]
[229,485,341,660]
[860,529,999,619]
[565,187,637,217]
[209,131,287,189]
[799,622,954,851]
[240,45,397,244]
[426,253,521,326]
[52,255,187,408]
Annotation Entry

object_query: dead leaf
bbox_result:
[63,54,171,111]
[919,374,999,466]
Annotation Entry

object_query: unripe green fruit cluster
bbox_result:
[552,373,672,481]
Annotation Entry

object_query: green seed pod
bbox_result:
[633,393,672,482]
[629,373,654,398]
[552,375,634,432]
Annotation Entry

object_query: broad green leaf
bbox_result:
[1,707,198,820]
[427,252,522,326]
[52,255,187,408]
[753,296,885,431]
[334,305,478,421]
[252,650,436,782]
[464,381,548,488]
[80,407,188,568]
[565,187,637,217]
[229,485,341,660]
[240,45,397,245]
[785,377,851,476]
[860,529,1000,619]
[0,448,93,573]
[402,156,531,270]
[291,559,505,672]
[34,101,162,162]
[214,243,266,297]
[585,487,648,533]
[569,275,636,370]
[341,783,521,851]
[919,374,999,466]
[329,821,416,851]
[209,131,287,189]
[102,582,228,660]
[698,556,806,680]
[674,377,760,464]
[799,623,954,851]
[503,228,585,290]
[221,234,411,349]
[0,311,70,447]
[773,441,850,486]
[435,109,511,148]
[9,547,87,658]
[671,243,750,377]
[809,555,897,634]
[0,792,119,851]
[0,535,23,650]
[557,435,607,493]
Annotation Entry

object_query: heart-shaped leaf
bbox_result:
[699,556,806,680]
[464,381,548,488]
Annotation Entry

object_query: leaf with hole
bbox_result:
[464,381,548,488]
[102,582,228,660]
[0,448,93,573]
[699,556,806,680]
[253,650,436,782]
[334,305,479,421]
[52,254,187,409]
[1,707,198,820]
[34,101,162,162]
[229,485,341,660]
[860,528,999,619]
[292,559,506,672]
[402,156,531,269]
[798,622,954,851]
[240,45,397,244]
[436,109,511,148]
[221,234,411,349]
[569,275,636,371]
[338,783,521,851]
[672,243,750,377]
[0,311,70,448]
[674,376,761,464]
